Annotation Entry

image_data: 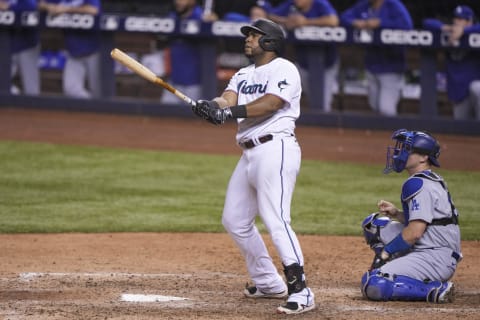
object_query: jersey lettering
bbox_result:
[238,80,267,95]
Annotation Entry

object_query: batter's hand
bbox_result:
[192,100,215,121]
[193,100,232,125]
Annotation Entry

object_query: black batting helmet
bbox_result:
[240,18,285,55]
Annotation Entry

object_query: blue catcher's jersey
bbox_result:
[400,170,461,254]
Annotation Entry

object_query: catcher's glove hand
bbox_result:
[370,252,388,270]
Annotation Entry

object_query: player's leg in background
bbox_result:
[222,154,286,293]
[323,60,339,112]
[63,54,90,98]
[377,73,403,117]
[17,45,41,95]
[452,97,472,120]
[85,51,101,98]
[468,80,480,120]
[10,53,21,94]
[366,71,380,113]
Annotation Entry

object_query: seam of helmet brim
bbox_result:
[240,26,267,37]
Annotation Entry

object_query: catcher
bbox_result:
[361,129,461,303]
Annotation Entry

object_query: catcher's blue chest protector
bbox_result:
[400,171,458,227]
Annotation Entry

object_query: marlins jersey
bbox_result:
[225,57,301,143]
[401,170,461,255]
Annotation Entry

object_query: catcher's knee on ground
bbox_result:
[361,270,453,303]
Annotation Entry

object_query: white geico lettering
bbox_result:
[381,29,432,46]
[212,21,243,36]
[21,11,39,26]
[46,14,94,29]
[294,26,346,42]
[0,10,15,25]
[468,33,480,48]
[125,17,174,33]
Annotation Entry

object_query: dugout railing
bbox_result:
[0,11,479,135]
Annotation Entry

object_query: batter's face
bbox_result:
[244,31,264,58]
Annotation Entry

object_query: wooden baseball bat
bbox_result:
[110,48,196,107]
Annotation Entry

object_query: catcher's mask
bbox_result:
[240,18,285,55]
[384,129,440,174]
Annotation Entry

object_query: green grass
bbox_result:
[1,141,478,240]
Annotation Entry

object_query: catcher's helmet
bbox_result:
[240,18,285,54]
[384,129,440,173]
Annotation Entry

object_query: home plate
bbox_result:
[121,293,189,302]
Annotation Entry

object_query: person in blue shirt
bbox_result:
[211,0,271,22]
[340,0,413,117]
[39,0,101,99]
[268,0,339,112]
[160,0,207,105]
[0,0,40,95]
[423,5,480,121]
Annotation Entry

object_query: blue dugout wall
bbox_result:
[1,11,479,135]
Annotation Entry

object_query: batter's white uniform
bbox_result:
[221,57,305,293]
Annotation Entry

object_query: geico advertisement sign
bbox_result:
[211,21,243,36]
[294,27,346,42]
[0,11,15,25]
[469,33,480,48]
[125,17,174,32]
[46,13,95,29]
[380,29,433,46]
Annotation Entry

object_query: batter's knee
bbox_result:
[221,215,235,234]
[361,270,393,301]
[222,215,254,238]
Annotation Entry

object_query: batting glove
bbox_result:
[192,100,216,121]
[193,100,232,125]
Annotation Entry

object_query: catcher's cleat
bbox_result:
[243,285,288,299]
[276,301,315,314]
[436,282,455,303]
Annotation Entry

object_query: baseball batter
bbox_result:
[361,129,461,303]
[191,18,315,315]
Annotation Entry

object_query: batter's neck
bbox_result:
[254,54,278,67]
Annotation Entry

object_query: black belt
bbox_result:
[239,134,273,149]
[430,215,459,226]
[452,251,461,262]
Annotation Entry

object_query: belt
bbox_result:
[430,215,459,226]
[239,134,273,149]
[452,251,462,262]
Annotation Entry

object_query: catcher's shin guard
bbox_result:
[283,263,307,295]
[361,270,455,303]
